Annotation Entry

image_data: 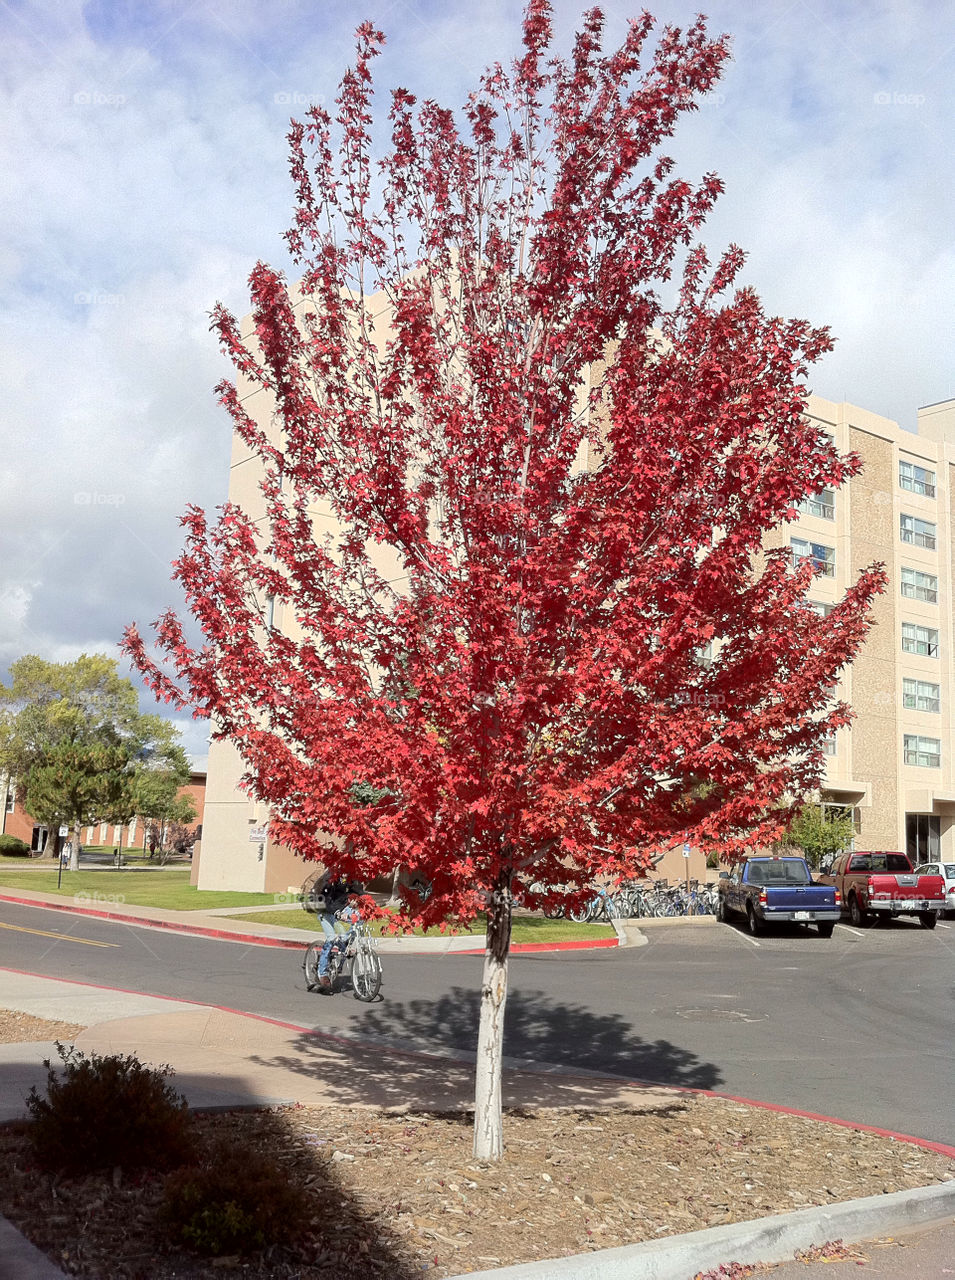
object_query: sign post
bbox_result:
[683,840,692,913]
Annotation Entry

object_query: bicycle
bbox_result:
[568,885,630,923]
[303,915,383,1001]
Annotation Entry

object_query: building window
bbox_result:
[807,600,835,618]
[903,734,941,768]
[900,513,936,550]
[903,678,940,713]
[822,733,837,756]
[899,460,936,498]
[906,813,940,862]
[901,566,938,603]
[3,787,13,815]
[791,537,835,577]
[901,623,939,657]
[797,488,835,520]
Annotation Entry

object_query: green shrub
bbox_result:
[25,1043,195,1175]
[162,1137,306,1256]
[0,834,31,856]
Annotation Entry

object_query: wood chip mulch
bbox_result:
[0,1008,88,1044]
[0,1099,951,1279]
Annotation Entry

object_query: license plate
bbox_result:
[793,911,811,920]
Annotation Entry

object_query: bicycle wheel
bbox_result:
[303,942,322,992]
[352,941,382,1001]
[610,893,632,919]
[568,899,592,923]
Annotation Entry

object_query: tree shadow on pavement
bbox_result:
[249,986,721,1112]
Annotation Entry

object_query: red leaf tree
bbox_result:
[124,3,885,1159]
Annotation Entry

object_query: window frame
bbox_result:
[901,566,938,603]
[900,513,937,550]
[791,536,836,577]
[899,459,936,498]
[903,734,941,768]
[902,677,940,713]
[797,488,836,520]
[901,622,940,657]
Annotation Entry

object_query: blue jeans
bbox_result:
[317,906,359,976]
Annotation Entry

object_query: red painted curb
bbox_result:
[0,893,621,953]
[3,963,953,1162]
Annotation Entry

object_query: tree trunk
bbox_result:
[473,871,513,1161]
[69,820,81,871]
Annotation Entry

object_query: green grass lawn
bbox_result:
[0,869,282,911]
[224,908,616,943]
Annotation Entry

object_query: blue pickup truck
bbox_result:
[716,855,841,937]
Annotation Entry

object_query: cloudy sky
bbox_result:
[2,0,953,757]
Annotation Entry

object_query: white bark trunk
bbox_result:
[472,875,512,1161]
[69,821,80,872]
[473,946,508,1160]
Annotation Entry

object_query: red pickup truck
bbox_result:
[821,851,945,929]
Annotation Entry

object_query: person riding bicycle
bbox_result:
[312,872,363,988]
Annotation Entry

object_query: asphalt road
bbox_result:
[0,902,952,1146]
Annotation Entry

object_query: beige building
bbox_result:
[778,393,955,869]
[194,298,955,890]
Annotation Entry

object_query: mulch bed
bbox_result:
[0,1009,87,1045]
[0,1099,951,1278]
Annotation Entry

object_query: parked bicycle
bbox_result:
[303,915,383,1001]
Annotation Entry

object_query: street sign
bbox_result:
[682,842,691,857]
[248,827,268,842]
[58,826,69,837]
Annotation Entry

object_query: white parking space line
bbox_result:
[714,923,761,947]
[836,923,865,937]
[937,922,952,929]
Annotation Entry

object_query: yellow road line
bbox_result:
[0,920,118,948]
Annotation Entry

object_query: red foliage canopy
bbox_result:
[124,3,884,925]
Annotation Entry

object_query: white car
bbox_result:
[913,861,955,918]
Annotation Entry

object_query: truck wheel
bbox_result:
[848,894,867,928]
[746,904,762,936]
[817,923,834,938]
[918,912,937,930]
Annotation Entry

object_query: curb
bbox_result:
[445,1181,955,1280]
[0,1212,67,1280]
[0,893,623,954]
